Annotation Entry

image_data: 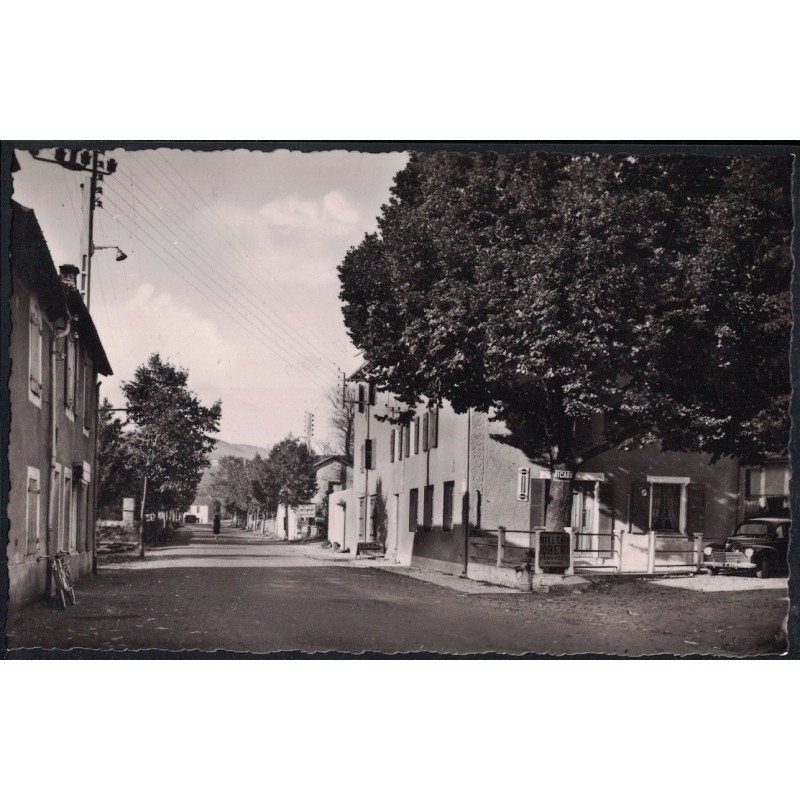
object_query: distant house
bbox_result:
[328,369,742,582]
[275,454,353,540]
[7,200,112,605]
[184,495,213,524]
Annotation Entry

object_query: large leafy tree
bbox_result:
[338,152,792,531]
[122,353,222,555]
[96,398,138,518]
[268,436,318,512]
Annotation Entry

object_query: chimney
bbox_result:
[59,264,80,288]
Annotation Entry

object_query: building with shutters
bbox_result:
[7,200,113,605]
[327,369,740,580]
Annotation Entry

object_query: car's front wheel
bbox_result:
[707,566,719,576]
[756,554,772,579]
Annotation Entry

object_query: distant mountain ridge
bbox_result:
[195,438,271,498]
[210,439,271,463]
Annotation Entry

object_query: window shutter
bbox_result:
[397,427,403,461]
[26,474,39,555]
[687,484,705,535]
[422,414,429,451]
[368,380,376,406]
[414,418,419,454]
[357,385,365,414]
[365,439,372,470]
[405,424,411,457]
[360,444,365,473]
[598,480,614,533]
[629,481,650,533]
[430,408,438,448]
[529,478,548,530]
[390,429,396,463]
[408,489,418,532]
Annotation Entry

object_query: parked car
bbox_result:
[703,516,790,578]
[184,514,198,523]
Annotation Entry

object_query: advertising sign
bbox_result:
[538,532,571,570]
[297,503,317,518]
[517,467,530,501]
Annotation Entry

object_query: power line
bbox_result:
[139,149,345,369]
[102,178,339,382]
[106,157,340,376]
[97,193,337,396]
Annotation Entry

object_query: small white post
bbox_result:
[647,530,656,574]
[564,526,575,576]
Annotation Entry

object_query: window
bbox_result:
[368,380,377,406]
[404,424,410,458]
[29,299,43,406]
[357,384,365,413]
[413,417,420,454]
[65,335,76,415]
[26,467,41,555]
[83,357,93,431]
[358,496,365,534]
[390,429,396,463]
[398,427,404,461]
[52,464,62,550]
[422,414,429,452]
[423,485,434,531]
[65,472,75,551]
[443,481,454,531]
[408,489,418,532]
[429,408,438,449]
[369,495,377,539]
[651,483,681,531]
[364,438,375,469]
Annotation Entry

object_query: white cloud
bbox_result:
[97,283,235,410]
[258,190,360,236]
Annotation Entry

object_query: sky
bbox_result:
[12,147,409,448]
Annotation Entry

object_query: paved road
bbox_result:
[4,524,790,656]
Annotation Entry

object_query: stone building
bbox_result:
[7,201,112,605]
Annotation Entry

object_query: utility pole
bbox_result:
[30,147,118,310]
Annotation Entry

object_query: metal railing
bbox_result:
[470,527,702,575]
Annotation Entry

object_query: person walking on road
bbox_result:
[213,512,221,540]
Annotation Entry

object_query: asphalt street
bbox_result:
[4,524,790,657]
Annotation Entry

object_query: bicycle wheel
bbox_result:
[67,587,76,605]
[57,586,67,610]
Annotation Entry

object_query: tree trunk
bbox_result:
[544,465,575,533]
[139,474,148,558]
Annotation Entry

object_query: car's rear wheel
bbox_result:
[707,567,719,576]
[756,554,772,579]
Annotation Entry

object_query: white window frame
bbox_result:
[26,466,41,555]
[65,336,76,420]
[646,475,690,534]
[83,356,93,435]
[52,463,63,551]
[64,470,76,552]
[28,297,43,407]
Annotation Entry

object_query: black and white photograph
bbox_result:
[2,143,794,657]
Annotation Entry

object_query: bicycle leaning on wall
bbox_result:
[37,551,76,609]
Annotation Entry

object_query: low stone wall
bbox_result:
[96,520,172,554]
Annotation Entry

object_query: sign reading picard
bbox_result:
[553,469,574,480]
[517,467,530,501]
